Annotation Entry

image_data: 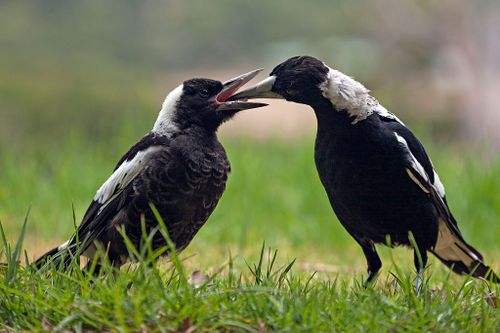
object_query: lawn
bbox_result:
[1,132,499,332]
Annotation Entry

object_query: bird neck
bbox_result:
[319,67,381,125]
[182,125,218,140]
[313,104,354,133]
[153,84,184,136]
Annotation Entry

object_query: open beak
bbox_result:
[228,75,283,101]
[216,69,269,111]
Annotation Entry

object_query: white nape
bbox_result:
[319,67,371,124]
[319,66,403,125]
[153,84,184,134]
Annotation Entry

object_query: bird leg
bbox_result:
[360,241,382,287]
[415,268,424,295]
[413,246,428,295]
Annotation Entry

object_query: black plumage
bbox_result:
[35,71,266,270]
[231,55,499,287]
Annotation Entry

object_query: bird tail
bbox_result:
[431,218,499,283]
[33,240,75,270]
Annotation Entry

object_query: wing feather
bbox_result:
[386,120,457,229]
[65,134,170,257]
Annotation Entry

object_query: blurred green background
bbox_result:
[1,1,499,275]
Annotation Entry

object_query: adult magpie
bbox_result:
[35,69,266,270]
[231,55,499,288]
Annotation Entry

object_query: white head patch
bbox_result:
[319,66,404,125]
[153,84,184,134]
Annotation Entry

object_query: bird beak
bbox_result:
[216,69,268,111]
[228,75,283,100]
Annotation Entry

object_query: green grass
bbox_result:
[1,231,499,332]
[1,133,500,331]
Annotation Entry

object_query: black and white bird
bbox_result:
[231,56,499,289]
[35,69,266,271]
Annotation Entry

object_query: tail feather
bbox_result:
[433,253,500,283]
[33,246,63,269]
[432,218,499,283]
[33,241,75,270]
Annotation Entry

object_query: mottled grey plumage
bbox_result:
[35,72,266,270]
[80,130,230,267]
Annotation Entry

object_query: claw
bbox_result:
[363,270,379,288]
[415,269,424,295]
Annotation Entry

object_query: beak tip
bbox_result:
[216,101,268,112]
[226,75,280,101]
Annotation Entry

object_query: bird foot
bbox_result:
[363,271,379,288]
[415,270,423,295]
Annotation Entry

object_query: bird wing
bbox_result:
[383,119,454,223]
[63,133,170,257]
[383,118,485,262]
[384,120,442,197]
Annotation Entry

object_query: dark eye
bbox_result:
[286,88,294,95]
[199,89,210,98]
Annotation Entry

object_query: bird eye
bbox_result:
[199,89,210,98]
[286,88,294,95]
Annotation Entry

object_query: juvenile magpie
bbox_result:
[231,56,499,288]
[35,69,266,270]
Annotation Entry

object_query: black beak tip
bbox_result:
[246,102,268,109]
[216,101,268,112]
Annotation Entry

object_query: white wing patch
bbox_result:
[319,66,405,126]
[394,132,446,198]
[432,170,446,198]
[94,146,161,211]
[394,133,429,182]
[153,84,183,135]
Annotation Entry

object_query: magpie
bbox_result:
[35,69,266,271]
[231,55,499,288]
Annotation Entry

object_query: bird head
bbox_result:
[229,56,331,107]
[153,69,267,134]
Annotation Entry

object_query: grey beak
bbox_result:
[228,75,283,100]
[216,68,268,112]
[216,68,264,103]
[216,100,267,112]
